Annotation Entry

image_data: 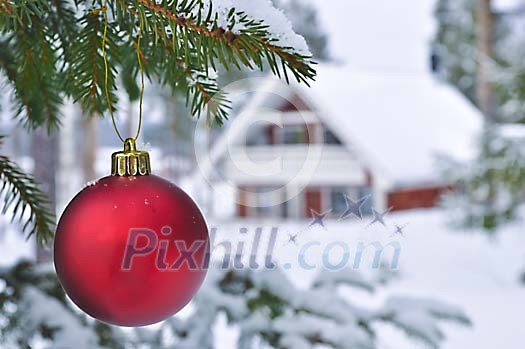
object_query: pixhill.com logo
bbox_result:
[120,195,406,272]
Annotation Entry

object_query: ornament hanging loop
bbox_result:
[124,138,137,152]
[111,138,151,176]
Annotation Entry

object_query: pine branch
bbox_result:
[0,0,13,15]
[133,22,231,125]
[0,139,55,245]
[67,12,121,115]
[132,0,316,81]
[116,0,316,123]
[0,1,77,132]
[0,39,17,82]
[47,0,79,68]
[2,0,316,126]
[119,41,142,101]
[0,0,50,29]
[171,54,231,126]
[1,8,62,132]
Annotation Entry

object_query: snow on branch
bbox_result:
[0,262,471,349]
[372,296,472,348]
[193,0,311,56]
[312,268,376,293]
[175,265,471,349]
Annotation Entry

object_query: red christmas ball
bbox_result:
[54,173,209,327]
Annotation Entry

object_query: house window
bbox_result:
[329,187,373,216]
[253,187,283,217]
[281,126,306,144]
[359,187,373,215]
[246,125,270,146]
[324,129,343,145]
[330,188,347,215]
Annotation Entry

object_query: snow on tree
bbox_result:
[433,0,478,102]
[493,28,525,122]
[433,0,510,107]
[0,261,471,348]
[443,124,525,230]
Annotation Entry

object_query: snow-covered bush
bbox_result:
[0,261,470,349]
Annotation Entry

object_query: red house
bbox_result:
[188,0,483,219]
[190,66,481,219]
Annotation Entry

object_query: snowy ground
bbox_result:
[208,209,525,349]
[0,208,523,348]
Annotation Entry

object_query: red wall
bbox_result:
[387,185,452,212]
[304,188,321,216]
[237,187,248,217]
[237,183,452,218]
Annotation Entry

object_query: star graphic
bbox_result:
[391,223,408,238]
[309,208,331,229]
[339,194,369,220]
[286,233,299,246]
[368,207,393,227]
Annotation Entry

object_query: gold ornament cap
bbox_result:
[111,138,151,176]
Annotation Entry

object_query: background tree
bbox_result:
[476,0,496,119]
[434,0,525,230]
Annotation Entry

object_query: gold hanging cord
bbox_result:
[101,0,145,143]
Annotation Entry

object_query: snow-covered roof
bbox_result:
[297,64,483,186]
[306,0,483,185]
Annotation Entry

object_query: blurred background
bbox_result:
[1,0,525,348]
